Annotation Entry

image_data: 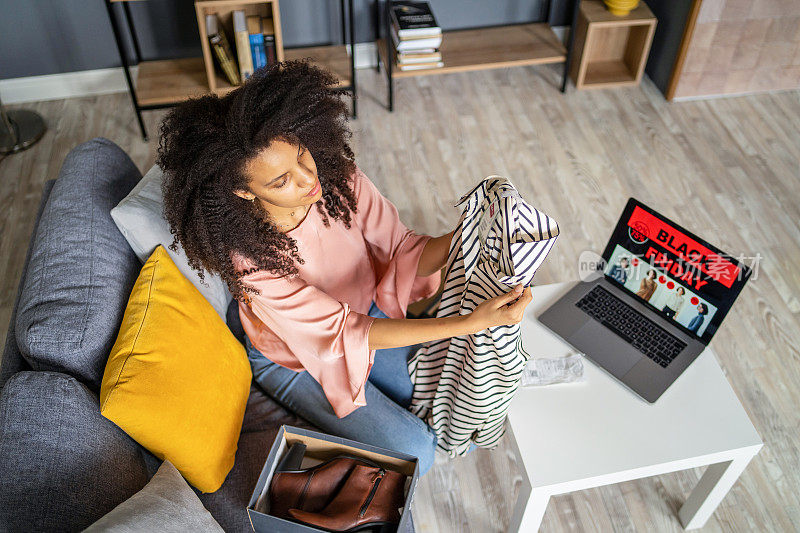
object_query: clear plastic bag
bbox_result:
[520,353,585,387]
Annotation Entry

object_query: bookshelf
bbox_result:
[196,0,286,95]
[104,0,356,141]
[376,1,576,112]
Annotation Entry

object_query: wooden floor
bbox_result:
[1,65,799,532]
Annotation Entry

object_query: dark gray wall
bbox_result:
[1,0,574,80]
[644,0,693,95]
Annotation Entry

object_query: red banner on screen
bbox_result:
[627,206,739,288]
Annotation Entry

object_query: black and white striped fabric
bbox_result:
[407,176,559,457]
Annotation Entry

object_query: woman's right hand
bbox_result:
[466,284,533,333]
[368,284,533,350]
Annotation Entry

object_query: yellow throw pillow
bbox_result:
[100,245,251,493]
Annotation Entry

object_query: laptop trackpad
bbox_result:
[570,321,641,377]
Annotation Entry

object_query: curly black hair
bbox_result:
[156,59,359,302]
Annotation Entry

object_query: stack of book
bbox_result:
[206,11,278,86]
[390,1,442,71]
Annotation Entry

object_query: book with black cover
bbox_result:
[261,17,277,67]
[391,1,441,38]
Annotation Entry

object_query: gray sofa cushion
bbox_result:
[83,460,224,532]
[110,164,233,321]
[15,138,142,392]
[0,371,150,532]
[0,179,55,392]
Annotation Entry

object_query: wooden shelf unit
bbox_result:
[134,58,209,106]
[195,0,284,95]
[568,0,656,90]
[377,0,575,112]
[284,44,352,88]
[104,0,357,140]
[134,48,352,106]
[377,23,565,79]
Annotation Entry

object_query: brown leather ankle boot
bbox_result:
[287,464,406,532]
[269,455,385,520]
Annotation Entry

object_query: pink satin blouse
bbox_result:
[232,165,441,418]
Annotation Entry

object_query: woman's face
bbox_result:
[648,270,656,280]
[235,139,322,209]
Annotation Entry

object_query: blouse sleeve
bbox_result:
[239,267,376,418]
[352,166,442,318]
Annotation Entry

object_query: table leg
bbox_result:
[509,485,550,533]
[678,452,757,530]
[505,422,550,532]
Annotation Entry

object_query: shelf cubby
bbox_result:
[195,0,284,95]
[568,0,656,90]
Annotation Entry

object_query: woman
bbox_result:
[687,303,708,333]
[608,256,629,285]
[636,269,657,301]
[156,60,532,475]
[662,286,685,319]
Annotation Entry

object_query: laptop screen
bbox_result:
[600,198,751,344]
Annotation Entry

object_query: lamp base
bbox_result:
[1,110,46,154]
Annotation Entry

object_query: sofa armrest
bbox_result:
[0,179,56,392]
[0,371,151,532]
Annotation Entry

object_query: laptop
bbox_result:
[538,198,752,403]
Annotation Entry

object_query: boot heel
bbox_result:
[275,442,306,473]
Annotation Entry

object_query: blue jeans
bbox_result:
[245,301,438,475]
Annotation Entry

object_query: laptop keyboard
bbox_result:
[575,285,687,368]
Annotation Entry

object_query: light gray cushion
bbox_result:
[83,460,224,533]
[0,371,151,532]
[110,165,232,321]
[14,138,142,392]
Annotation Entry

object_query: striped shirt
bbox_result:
[407,177,559,457]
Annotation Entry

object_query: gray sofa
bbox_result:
[0,138,313,532]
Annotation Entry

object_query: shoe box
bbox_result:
[247,425,419,533]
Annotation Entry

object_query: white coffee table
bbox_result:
[506,282,762,532]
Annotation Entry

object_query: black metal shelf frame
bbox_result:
[104,0,358,141]
[373,0,581,112]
